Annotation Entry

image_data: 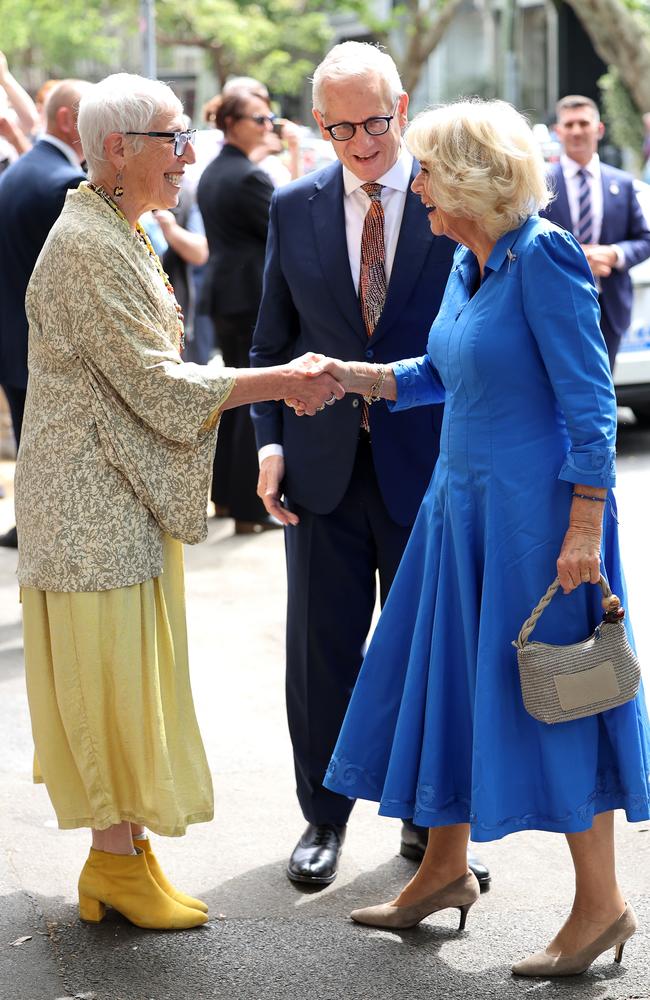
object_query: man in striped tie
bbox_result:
[250,42,491,891]
[542,95,650,370]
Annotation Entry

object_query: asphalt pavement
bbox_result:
[1,416,649,1000]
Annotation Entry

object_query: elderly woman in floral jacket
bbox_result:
[15,72,340,931]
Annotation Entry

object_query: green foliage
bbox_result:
[156,0,336,93]
[0,0,135,74]
[599,67,645,162]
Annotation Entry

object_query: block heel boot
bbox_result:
[134,835,208,913]
[78,847,208,930]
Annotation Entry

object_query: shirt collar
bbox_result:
[343,144,413,197]
[40,133,83,168]
[561,151,600,179]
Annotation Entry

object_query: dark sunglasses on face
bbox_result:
[236,113,276,127]
[123,129,197,157]
[321,101,399,142]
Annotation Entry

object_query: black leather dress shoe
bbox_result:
[400,820,491,890]
[0,525,17,548]
[287,823,346,885]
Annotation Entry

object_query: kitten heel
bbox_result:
[458,902,473,931]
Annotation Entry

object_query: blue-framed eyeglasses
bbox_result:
[321,101,399,142]
[124,129,197,157]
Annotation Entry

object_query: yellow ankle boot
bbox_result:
[133,836,208,914]
[78,848,208,929]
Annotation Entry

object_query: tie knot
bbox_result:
[362,182,383,202]
[578,167,590,181]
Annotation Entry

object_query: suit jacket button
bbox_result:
[352,398,360,408]
[365,348,374,358]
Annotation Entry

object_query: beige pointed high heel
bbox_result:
[350,871,480,930]
[511,903,638,977]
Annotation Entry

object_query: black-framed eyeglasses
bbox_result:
[123,129,197,157]
[235,113,276,127]
[321,101,399,142]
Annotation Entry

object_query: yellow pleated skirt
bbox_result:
[21,535,213,836]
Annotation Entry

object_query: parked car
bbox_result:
[613,181,650,425]
[615,255,650,424]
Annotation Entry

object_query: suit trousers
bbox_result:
[284,433,413,826]
[211,313,267,522]
[599,310,621,373]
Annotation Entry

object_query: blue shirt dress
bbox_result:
[324,216,650,842]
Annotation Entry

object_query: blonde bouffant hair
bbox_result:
[405,99,552,241]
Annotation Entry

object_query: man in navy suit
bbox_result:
[0,78,89,547]
[542,94,650,371]
[250,42,490,889]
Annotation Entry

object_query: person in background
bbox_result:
[250,42,489,890]
[0,78,90,549]
[155,200,211,365]
[0,50,39,146]
[542,95,650,371]
[34,79,61,133]
[197,88,279,534]
[16,72,342,932]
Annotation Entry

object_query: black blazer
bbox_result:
[0,140,85,389]
[197,144,273,318]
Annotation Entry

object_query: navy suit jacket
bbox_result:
[0,140,85,388]
[250,160,455,527]
[541,161,650,345]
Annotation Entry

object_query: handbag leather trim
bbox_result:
[553,659,620,711]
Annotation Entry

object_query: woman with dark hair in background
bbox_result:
[197,88,278,534]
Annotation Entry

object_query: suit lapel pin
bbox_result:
[609,182,620,195]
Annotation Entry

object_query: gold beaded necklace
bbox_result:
[82,181,185,351]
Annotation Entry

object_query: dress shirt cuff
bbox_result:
[259,443,284,464]
[558,447,616,488]
[387,356,445,412]
[611,244,626,270]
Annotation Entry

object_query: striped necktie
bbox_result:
[359,183,387,335]
[575,168,594,244]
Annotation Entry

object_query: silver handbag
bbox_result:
[513,575,641,724]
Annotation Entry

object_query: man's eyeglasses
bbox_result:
[321,101,399,142]
[123,129,197,157]
[236,113,276,127]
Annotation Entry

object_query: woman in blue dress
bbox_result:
[301,99,650,977]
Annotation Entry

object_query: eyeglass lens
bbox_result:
[331,117,390,141]
[173,131,195,156]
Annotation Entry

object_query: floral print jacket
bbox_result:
[15,184,235,592]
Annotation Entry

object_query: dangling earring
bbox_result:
[113,170,124,198]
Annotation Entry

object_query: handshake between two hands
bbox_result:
[284,353,349,416]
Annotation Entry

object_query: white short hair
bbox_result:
[78,73,183,175]
[312,42,403,113]
[406,99,551,241]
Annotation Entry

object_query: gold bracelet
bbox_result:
[362,364,386,405]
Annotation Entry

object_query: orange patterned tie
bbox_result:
[359,183,386,433]
[359,183,387,336]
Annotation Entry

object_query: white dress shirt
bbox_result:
[560,152,624,267]
[40,133,83,168]
[259,145,414,464]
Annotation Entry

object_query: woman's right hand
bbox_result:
[284,354,347,415]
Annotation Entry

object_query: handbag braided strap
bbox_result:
[516,574,612,649]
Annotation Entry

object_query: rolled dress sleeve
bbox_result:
[387,354,446,412]
[521,228,617,488]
